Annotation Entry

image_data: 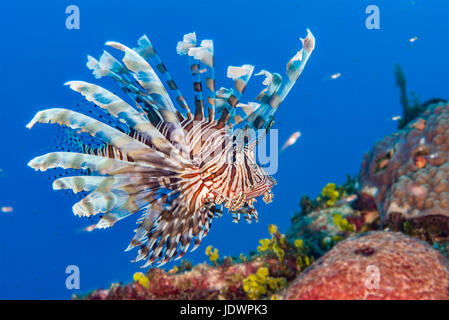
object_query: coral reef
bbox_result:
[242,267,287,300]
[287,178,379,256]
[79,224,308,300]
[360,102,449,242]
[84,260,265,300]
[320,183,340,206]
[285,231,449,300]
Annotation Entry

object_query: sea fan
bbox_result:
[27,30,315,267]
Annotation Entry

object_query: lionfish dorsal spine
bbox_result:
[134,35,192,120]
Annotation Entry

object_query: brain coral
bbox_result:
[285,231,449,300]
[359,102,449,238]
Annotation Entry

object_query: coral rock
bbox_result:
[83,259,272,300]
[285,231,449,300]
[359,102,449,238]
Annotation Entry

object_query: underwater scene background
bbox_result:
[0,0,448,299]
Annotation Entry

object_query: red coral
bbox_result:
[285,231,449,300]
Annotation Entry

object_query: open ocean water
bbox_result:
[0,0,448,299]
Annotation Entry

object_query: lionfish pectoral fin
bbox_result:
[124,185,217,267]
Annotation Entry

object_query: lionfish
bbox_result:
[27,30,315,267]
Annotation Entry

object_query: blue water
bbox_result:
[0,0,447,299]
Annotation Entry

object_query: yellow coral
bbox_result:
[257,267,269,278]
[321,183,340,206]
[294,238,304,249]
[272,242,285,262]
[243,267,287,300]
[133,272,149,289]
[205,245,219,265]
[257,239,271,252]
[279,235,286,245]
[333,213,355,232]
[268,224,278,235]
[257,225,286,261]
[296,255,313,271]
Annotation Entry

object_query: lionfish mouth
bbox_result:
[26,29,315,267]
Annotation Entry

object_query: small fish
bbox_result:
[1,206,13,213]
[330,72,341,79]
[335,194,358,206]
[81,224,97,232]
[281,131,301,151]
[409,36,418,43]
[322,72,341,82]
[392,115,402,121]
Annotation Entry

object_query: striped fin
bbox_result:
[187,39,216,121]
[255,70,283,103]
[65,81,189,165]
[52,175,164,194]
[134,35,192,119]
[227,65,255,95]
[72,186,156,221]
[278,29,315,103]
[53,176,119,193]
[138,203,211,267]
[243,29,315,130]
[86,51,149,112]
[105,41,177,115]
[236,102,261,119]
[105,41,190,153]
[87,53,188,154]
[198,40,216,121]
[125,174,214,267]
[56,174,179,227]
[28,153,184,181]
[72,188,130,217]
[240,69,281,130]
[28,152,149,174]
[26,108,147,154]
[87,51,161,125]
[65,80,149,127]
[254,29,315,108]
[218,64,255,126]
[177,33,209,121]
[26,108,182,170]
